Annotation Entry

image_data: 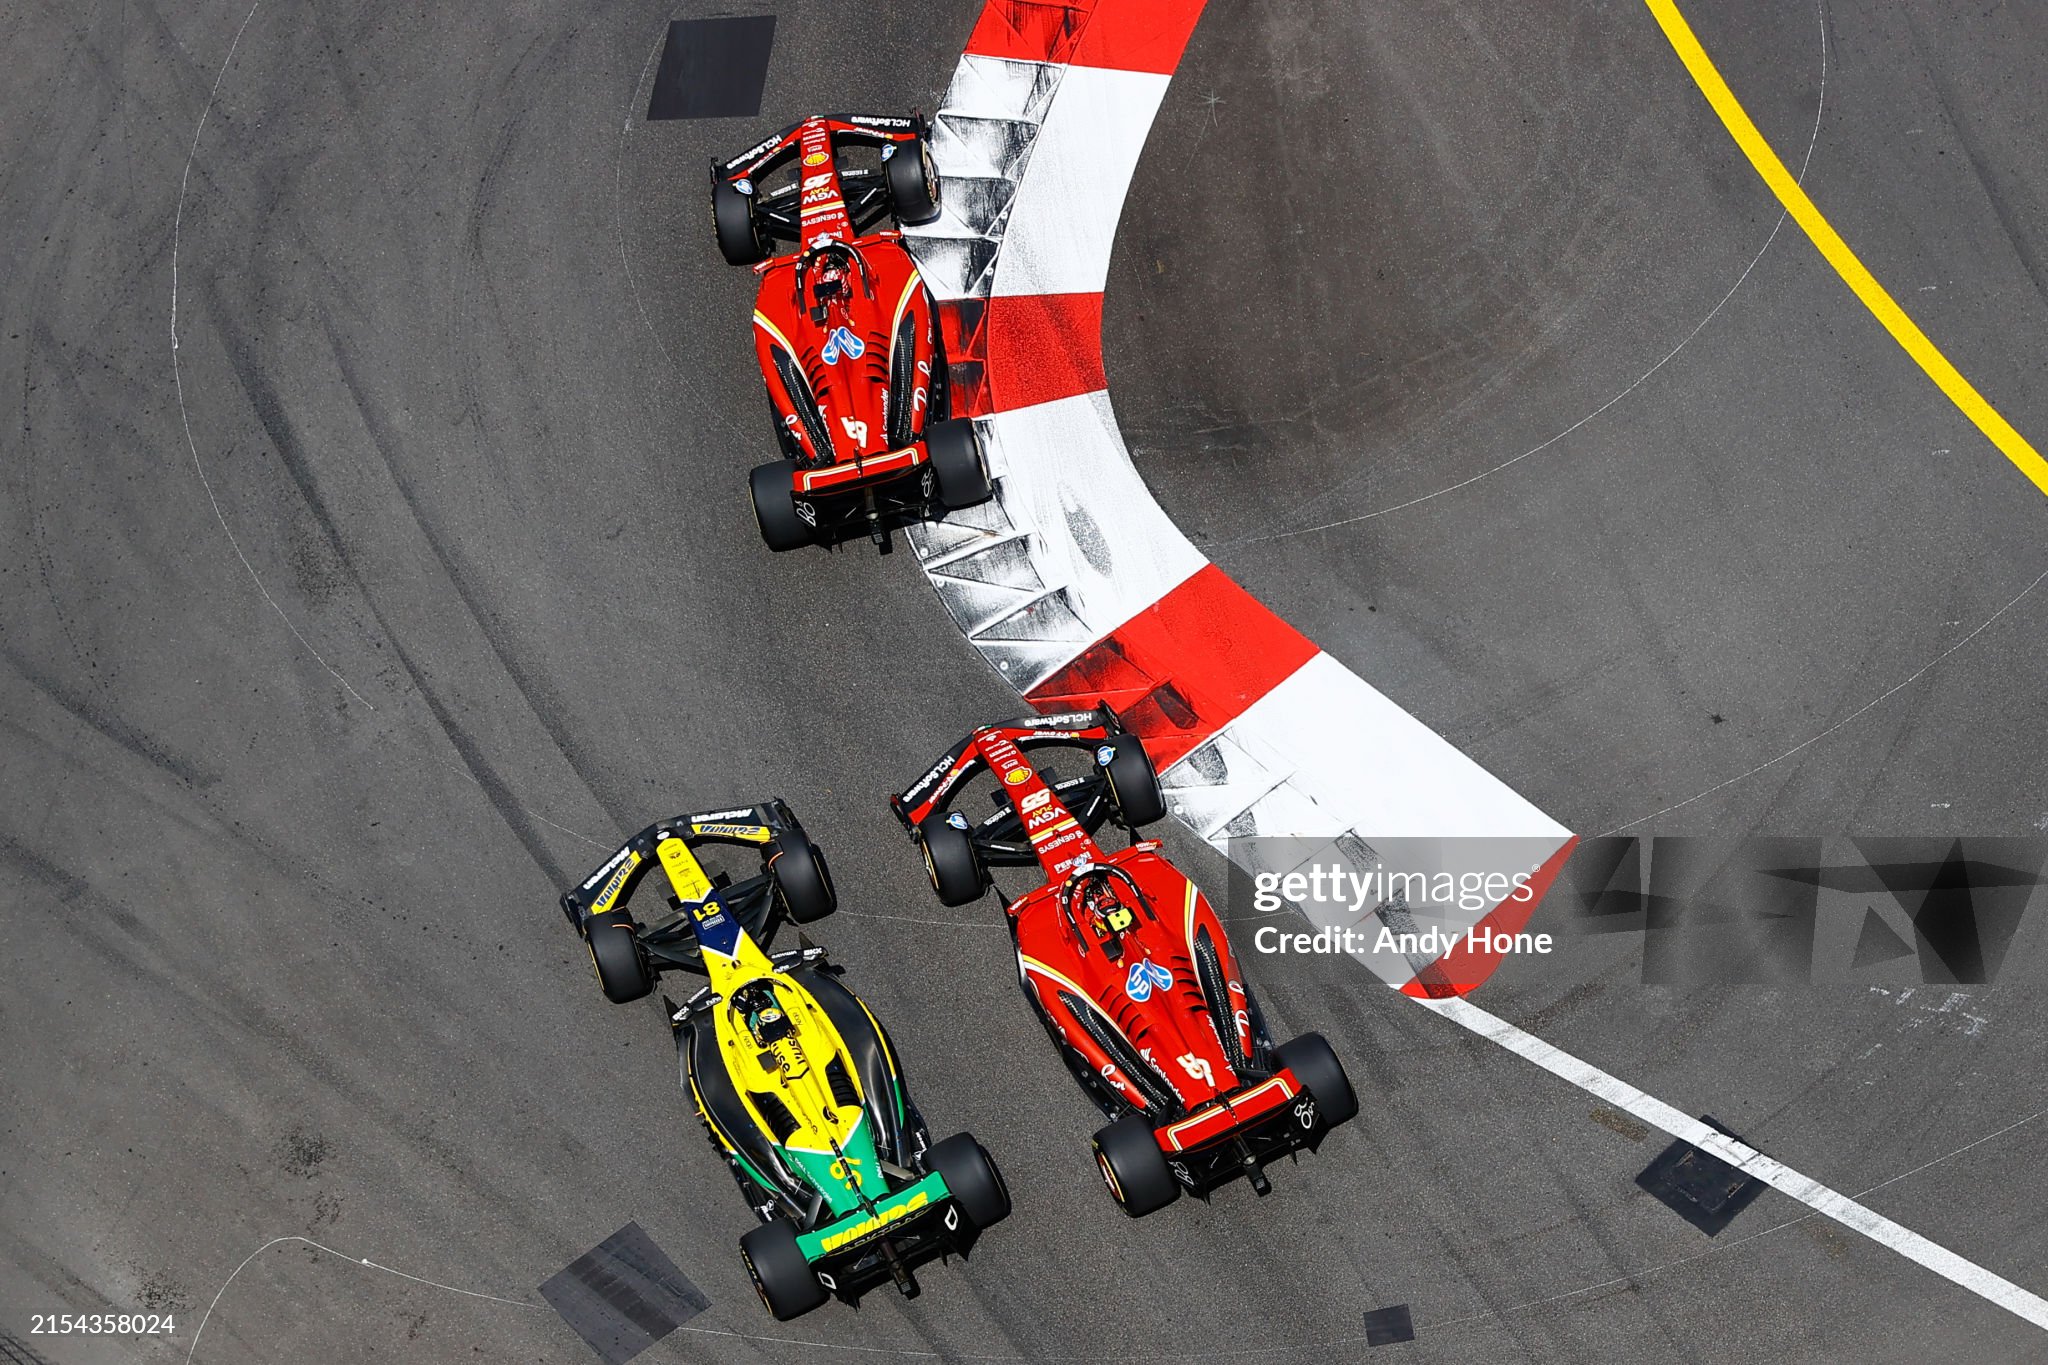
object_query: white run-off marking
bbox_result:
[1421,994,2048,1330]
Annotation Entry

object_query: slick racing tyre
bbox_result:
[885,135,941,226]
[713,178,767,265]
[1091,1113,1179,1217]
[771,838,836,924]
[925,418,991,510]
[740,1219,828,1320]
[1275,1032,1358,1129]
[750,460,812,551]
[926,1133,1011,1230]
[918,816,988,906]
[1100,732,1167,828]
[587,918,653,1004]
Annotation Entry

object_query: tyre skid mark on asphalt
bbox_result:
[317,310,644,841]
[167,1,613,855]
[170,0,370,712]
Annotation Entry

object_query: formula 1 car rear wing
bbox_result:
[890,708,1137,867]
[559,799,808,971]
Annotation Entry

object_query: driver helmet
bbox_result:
[1080,875,1137,935]
[734,983,793,1046]
[809,249,852,310]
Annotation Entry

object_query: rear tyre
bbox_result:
[926,1133,1011,1229]
[750,460,812,551]
[925,418,991,509]
[587,918,653,1003]
[1091,1113,1179,1216]
[772,839,837,924]
[917,817,988,906]
[885,137,941,226]
[1275,1031,1358,1129]
[740,1219,827,1320]
[713,179,767,266]
[1101,732,1167,828]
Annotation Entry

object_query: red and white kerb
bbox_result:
[900,0,1574,995]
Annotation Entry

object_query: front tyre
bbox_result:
[750,460,812,551]
[713,178,767,266]
[1275,1031,1358,1129]
[885,137,941,226]
[917,816,988,906]
[739,1220,827,1320]
[772,839,836,924]
[1091,1113,1179,1217]
[1101,732,1167,828]
[587,918,653,1003]
[926,1133,1011,1229]
[924,418,991,510]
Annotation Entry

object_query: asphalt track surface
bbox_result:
[3,1,2046,1363]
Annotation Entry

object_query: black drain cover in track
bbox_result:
[1635,1115,1768,1237]
[1363,1304,1416,1346]
[647,16,777,121]
[539,1222,709,1365]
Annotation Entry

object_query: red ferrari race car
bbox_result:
[890,711,1359,1215]
[711,114,992,552]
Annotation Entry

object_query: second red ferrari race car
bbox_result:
[711,114,993,552]
[891,711,1359,1215]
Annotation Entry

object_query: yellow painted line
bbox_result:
[1645,0,2048,497]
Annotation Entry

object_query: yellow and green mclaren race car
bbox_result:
[559,802,1011,1319]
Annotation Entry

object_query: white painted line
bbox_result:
[1416,993,2048,1331]
[189,1235,544,1364]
